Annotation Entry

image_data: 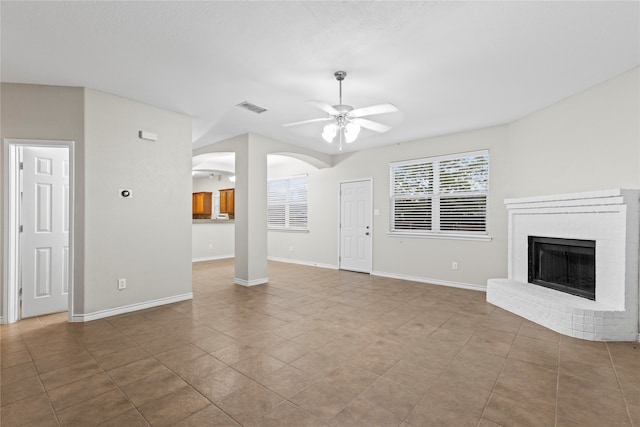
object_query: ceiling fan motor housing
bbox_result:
[334,70,347,81]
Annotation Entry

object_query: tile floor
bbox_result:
[1,259,638,426]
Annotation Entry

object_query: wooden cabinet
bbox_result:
[219,188,234,218]
[192,192,212,219]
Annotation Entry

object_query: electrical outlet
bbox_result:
[289,245,294,252]
[118,278,127,290]
[452,262,458,270]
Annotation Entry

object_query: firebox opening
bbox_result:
[528,236,596,300]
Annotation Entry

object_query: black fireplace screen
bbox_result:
[528,236,596,300]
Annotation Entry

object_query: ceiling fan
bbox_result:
[283,71,399,151]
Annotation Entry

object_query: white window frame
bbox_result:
[267,174,308,232]
[389,150,491,241]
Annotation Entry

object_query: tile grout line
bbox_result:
[476,310,521,427]
[605,341,635,427]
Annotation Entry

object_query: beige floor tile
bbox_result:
[174,404,240,426]
[97,409,150,427]
[211,342,261,364]
[0,392,53,426]
[483,392,555,427]
[291,351,343,377]
[94,345,150,370]
[169,353,227,383]
[1,360,38,385]
[247,401,326,427]
[137,385,211,426]
[508,335,559,370]
[48,372,117,410]
[492,358,557,414]
[1,349,32,368]
[0,374,44,406]
[192,366,252,402]
[56,389,133,427]
[216,381,284,425]
[382,359,440,395]
[2,260,637,427]
[360,376,421,419]
[322,365,379,396]
[156,343,208,366]
[192,332,237,353]
[107,357,168,386]
[40,359,102,391]
[121,370,188,406]
[328,398,403,427]
[557,373,631,426]
[406,382,491,426]
[290,380,356,420]
[258,364,316,398]
[231,352,286,380]
[262,339,310,363]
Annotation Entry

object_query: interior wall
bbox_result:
[1,83,85,318]
[268,126,510,286]
[193,176,235,193]
[267,67,640,288]
[83,89,193,314]
[506,67,640,197]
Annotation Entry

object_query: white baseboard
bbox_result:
[234,277,269,287]
[70,293,193,322]
[192,255,234,263]
[371,270,486,292]
[267,256,338,270]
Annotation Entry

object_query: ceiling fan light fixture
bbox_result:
[282,70,398,152]
[322,123,337,143]
[344,122,360,143]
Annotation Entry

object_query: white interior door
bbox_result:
[339,179,372,273]
[20,146,69,318]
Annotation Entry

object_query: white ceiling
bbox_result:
[2,1,638,154]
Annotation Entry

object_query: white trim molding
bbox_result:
[268,256,338,270]
[372,270,486,292]
[71,293,193,322]
[192,255,234,263]
[234,277,269,287]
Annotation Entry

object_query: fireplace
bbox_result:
[486,189,640,341]
[528,236,595,300]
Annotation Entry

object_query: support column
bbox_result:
[234,134,268,286]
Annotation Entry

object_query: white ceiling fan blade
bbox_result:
[283,117,333,128]
[353,119,391,133]
[350,103,398,118]
[352,118,392,133]
[307,100,339,116]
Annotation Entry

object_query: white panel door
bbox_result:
[21,146,69,318]
[340,180,372,273]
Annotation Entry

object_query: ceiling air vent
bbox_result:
[236,101,267,114]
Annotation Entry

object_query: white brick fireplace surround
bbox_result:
[487,189,640,341]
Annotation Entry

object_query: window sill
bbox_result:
[268,228,310,233]
[387,232,492,242]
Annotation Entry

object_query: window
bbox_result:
[267,175,308,231]
[390,150,489,236]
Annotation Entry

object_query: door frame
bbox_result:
[338,178,373,273]
[2,138,75,323]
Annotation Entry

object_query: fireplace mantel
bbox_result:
[487,189,640,341]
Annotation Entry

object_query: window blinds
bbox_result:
[390,151,489,235]
[267,175,308,230]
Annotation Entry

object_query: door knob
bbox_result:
[365,232,370,236]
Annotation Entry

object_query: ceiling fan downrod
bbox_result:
[334,71,346,106]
